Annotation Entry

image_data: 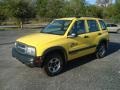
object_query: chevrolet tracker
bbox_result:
[12,17,109,76]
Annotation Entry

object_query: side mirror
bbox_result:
[67,33,77,38]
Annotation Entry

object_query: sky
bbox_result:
[87,0,96,4]
[87,0,115,4]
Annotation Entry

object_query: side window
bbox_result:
[87,20,100,32]
[99,20,107,30]
[77,20,86,34]
[107,24,111,27]
[111,24,117,27]
[69,20,86,35]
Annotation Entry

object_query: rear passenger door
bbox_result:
[86,20,102,47]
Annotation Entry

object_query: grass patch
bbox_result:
[0,28,42,31]
[0,28,19,31]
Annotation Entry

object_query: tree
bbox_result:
[86,5,103,18]
[0,10,7,25]
[0,1,8,25]
[36,0,48,17]
[69,0,86,16]
[10,0,36,28]
[36,0,65,18]
[103,5,115,19]
[46,0,65,18]
[102,1,120,23]
[60,1,74,17]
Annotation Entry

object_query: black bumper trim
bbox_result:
[12,47,42,67]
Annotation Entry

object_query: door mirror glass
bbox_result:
[68,33,77,38]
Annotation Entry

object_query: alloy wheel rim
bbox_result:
[48,58,61,73]
[98,45,106,57]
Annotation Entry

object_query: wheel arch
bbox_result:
[117,29,120,33]
[41,46,68,67]
[98,38,109,49]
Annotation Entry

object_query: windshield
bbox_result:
[41,20,71,35]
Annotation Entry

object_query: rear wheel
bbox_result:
[117,29,120,34]
[96,43,107,59]
[44,53,64,76]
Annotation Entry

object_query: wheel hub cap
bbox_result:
[98,45,106,57]
[48,58,61,73]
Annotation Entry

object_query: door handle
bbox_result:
[84,35,89,38]
[98,33,102,35]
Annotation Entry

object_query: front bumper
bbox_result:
[12,47,42,67]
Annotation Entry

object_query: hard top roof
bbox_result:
[56,17,102,20]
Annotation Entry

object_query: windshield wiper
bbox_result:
[40,32,60,35]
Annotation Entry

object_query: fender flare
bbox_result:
[41,46,68,67]
[97,38,109,49]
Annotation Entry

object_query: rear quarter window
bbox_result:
[99,20,107,30]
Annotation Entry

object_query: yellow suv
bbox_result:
[12,17,109,76]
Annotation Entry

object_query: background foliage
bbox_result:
[0,0,120,26]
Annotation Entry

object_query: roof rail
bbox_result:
[76,16,81,18]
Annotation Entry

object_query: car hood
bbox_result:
[17,33,63,47]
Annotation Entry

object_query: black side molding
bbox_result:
[69,45,96,54]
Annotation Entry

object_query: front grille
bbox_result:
[16,42,26,54]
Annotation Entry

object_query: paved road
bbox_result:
[0,30,120,90]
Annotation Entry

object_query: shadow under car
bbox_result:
[62,42,120,74]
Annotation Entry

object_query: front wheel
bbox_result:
[96,43,107,59]
[44,53,64,76]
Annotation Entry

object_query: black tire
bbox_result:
[44,53,64,76]
[117,29,120,34]
[96,43,107,59]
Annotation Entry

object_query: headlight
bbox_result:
[15,42,17,47]
[26,46,36,56]
[15,42,36,56]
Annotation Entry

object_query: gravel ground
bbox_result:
[0,30,120,90]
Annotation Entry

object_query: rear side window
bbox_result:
[107,24,117,27]
[99,20,107,30]
[87,20,100,32]
[111,24,117,27]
